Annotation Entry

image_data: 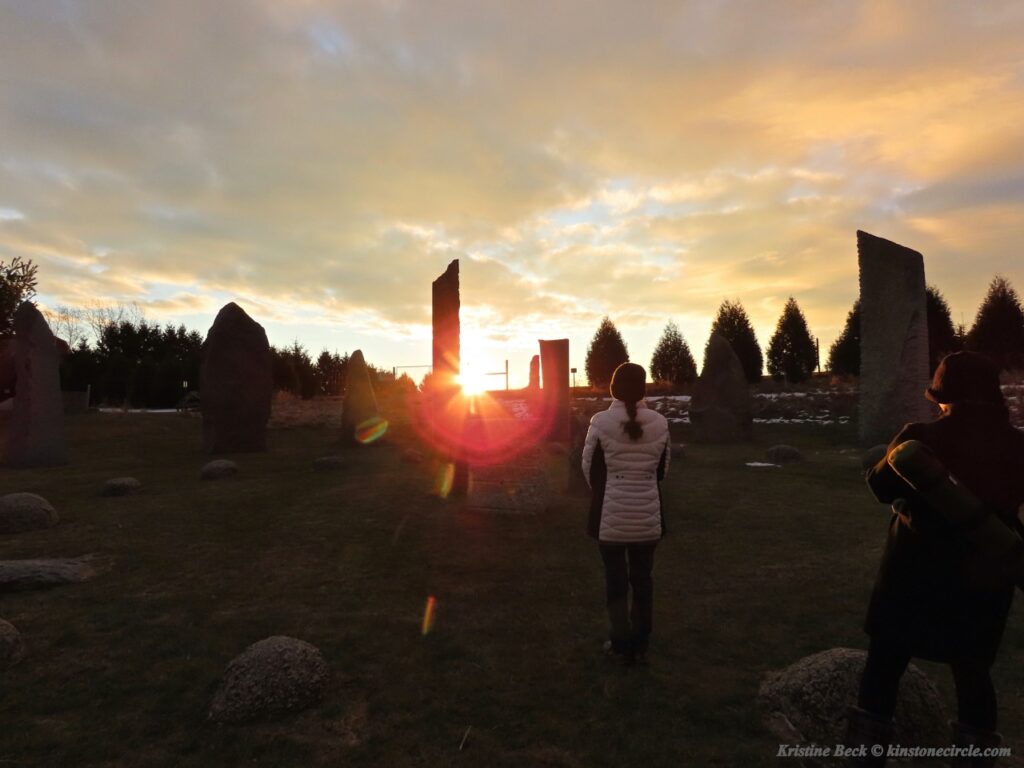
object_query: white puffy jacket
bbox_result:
[581,400,671,543]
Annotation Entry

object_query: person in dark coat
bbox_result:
[846,352,1024,766]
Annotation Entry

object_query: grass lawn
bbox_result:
[1,410,1022,767]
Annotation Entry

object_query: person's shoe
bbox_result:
[602,640,634,666]
[842,706,892,766]
[950,721,1003,767]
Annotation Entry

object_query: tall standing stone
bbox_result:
[4,303,67,466]
[539,339,570,442]
[857,231,934,446]
[432,260,460,390]
[690,333,752,443]
[528,355,540,390]
[341,349,380,442]
[200,303,272,454]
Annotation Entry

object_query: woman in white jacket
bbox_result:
[581,362,671,664]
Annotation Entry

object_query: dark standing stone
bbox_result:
[861,443,889,471]
[539,339,570,442]
[431,260,460,390]
[200,303,272,454]
[858,231,934,446]
[5,303,67,466]
[341,349,380,443]
[528,355,540,390]
[690,334,752,443]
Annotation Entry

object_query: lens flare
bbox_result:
[355,415,389,444]
[434,462,455,498]
[422,595,437,636]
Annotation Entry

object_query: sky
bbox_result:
[3,0,1024,388]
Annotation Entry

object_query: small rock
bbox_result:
[0,493,58,535]
[209,636,329,724]
[201,460,239,481]
[0,619,25,668]
[766,444,804,464]
[0,556,100,592]
[312,456,345,472]
[861,444,888,471]
[759,648,948,750]
[101,477,142,496]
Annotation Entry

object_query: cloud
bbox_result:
[2,0,1023,379]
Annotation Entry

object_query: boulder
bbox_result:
[861,444,888,472]
[5,303,67,466]
[208,636,329,724]
[0,492,58,534]
[201,460,239,481]
[101,477,142,497]
[690,334,752,443]
[0,556,99,592]
[340,350,380,444]
[200,303,272,454]
[759,648,948,750]
[0,619,25,668]
[312,455,344,472]
[766,445,804,464]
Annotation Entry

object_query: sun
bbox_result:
[457,367,490,396]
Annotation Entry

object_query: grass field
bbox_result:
[1,409,1022,767]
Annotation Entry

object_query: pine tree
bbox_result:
[925,285,960,374]
[708,299,763,383]
[650,321,697,387]
[766,297,817,383]
[966,275,1024,371]
[585,316,629,388]
[827,300,860,377]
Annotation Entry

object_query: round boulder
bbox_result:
[209,636,329,724]
[766,444,804,464]
[200,460,239,481]
[861,444,889,472]
[101,477,142,497]
[0,493,58,535]
[0,619,25,668]
[759,648,948,749]
[312,456,345,472]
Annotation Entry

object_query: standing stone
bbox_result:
[341,349,380,443]
[690,333,752,443]
[539,339,570,442]
[858,231,934,446]
[200,303,272,454]
[4,303,67,466]
[528,355,540,390]
[431,260,460,390]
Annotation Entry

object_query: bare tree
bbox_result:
[42,305,89,348]
[85,300,146,340]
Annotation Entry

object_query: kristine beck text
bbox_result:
[776,744,1012,760]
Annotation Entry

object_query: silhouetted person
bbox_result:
[581,363,670,664]
[847,352,1024,766]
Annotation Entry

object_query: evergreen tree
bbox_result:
[708,299,763,383]
[766,297,817,383]
[0,257,38,336]
[650,321,697,387]
[585,316,629,388]
[827,300,860,377]
[925,285,960,374]
[966,275,1024,371]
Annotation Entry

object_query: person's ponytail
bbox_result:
[609,362,646,441]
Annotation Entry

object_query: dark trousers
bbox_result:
[599,542,657,654]
[857,637,998,730]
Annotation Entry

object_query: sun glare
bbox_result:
[457,368,490,396]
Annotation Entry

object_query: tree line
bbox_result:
[585,275,1024,388]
